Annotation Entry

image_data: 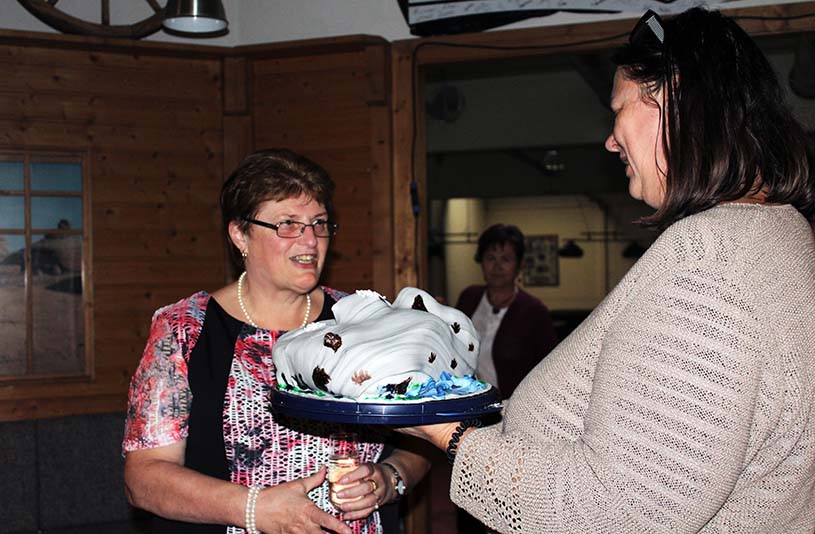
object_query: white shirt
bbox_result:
[470,292,508,388]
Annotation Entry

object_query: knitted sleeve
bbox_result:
[451,258,765,533]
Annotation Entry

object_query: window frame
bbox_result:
[0,149,93,383]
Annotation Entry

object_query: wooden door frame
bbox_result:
[390,2,815,297]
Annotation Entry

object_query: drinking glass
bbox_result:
[327,431,361,507]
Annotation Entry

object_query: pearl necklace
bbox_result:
[237,271,311,329]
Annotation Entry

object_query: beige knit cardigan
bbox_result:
[452,204,815,533]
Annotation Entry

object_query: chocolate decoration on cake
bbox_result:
[411,294,428,311]
[428,352,436,363]
[280,373,294,390]
[468,343,474,352]
[323,332,342,352]
[292,373,312,392]
[313,367,331,391]
[395,377,411,394]
[383,377,412,395]
[451,322,461,333]
[351,370,372,385]
[451,358,458,369]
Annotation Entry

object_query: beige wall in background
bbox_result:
[443,199,486,305]
[443,196,642,310]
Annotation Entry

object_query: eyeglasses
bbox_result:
[244,218,339,238]
[630,9,665,46]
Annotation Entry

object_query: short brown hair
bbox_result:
[220,148,335,269]
[474,224,525,264]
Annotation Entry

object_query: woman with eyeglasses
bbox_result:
[122,149,428,534]
[399,8,815,533]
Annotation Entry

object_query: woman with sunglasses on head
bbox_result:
[399,8,815,533]
[122,149,428,534]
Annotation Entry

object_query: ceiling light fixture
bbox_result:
[558,239,584,258]
[622,240,647,259]
[163,0,228,34]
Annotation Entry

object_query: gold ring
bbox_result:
[368,479,378,493]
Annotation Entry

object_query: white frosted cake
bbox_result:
[272,287,489,402]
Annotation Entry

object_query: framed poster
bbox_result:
[523,234,559,286]
[0,154,88,380]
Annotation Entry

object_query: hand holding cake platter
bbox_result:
[271,287,501,424]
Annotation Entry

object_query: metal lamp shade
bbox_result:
[558,239,584,258]
[164,0,227,33]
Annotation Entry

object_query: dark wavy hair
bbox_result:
[474,224,525,264]
[220,148,335,269]
[613,7,814,228]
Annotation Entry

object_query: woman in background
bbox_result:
[123,149,428,534]
[455,224,557,400]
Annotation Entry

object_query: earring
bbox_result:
[241,250,248,258]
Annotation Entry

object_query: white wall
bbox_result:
[442,195,650,310]
[427,68,613,151]
[442,198,487,304]
[0,1,809,46]
[424,36,815,155]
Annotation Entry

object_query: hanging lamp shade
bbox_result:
[558,239,584,258]
[622,240,647,259]
[163,0,228,33]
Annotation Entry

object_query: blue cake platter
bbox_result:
[271,387,502,425]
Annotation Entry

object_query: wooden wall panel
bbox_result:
[245,37,393,298]
[0,32,395,423]
[0,32,396,423]
[0,33,226,421]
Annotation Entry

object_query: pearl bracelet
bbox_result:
[245,485,261,534]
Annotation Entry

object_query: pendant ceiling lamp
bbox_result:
[558,239,584,258]
[622,240,647,259]
[163,0,228,33]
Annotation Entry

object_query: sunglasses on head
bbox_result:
[630,9,665,46]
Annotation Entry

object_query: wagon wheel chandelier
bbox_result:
[17,0,165,39]
[17,0,228,40]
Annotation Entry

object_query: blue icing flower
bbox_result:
[394,372,487,399]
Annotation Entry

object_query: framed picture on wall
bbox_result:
[523,234,559,286]
[0,152,89,381]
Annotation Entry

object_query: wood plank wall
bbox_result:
[0,32,227,421]
[2,0,812,427]
[234,36,394,299]
[0,31,395,423]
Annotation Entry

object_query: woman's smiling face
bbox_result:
[481,242,520,290]
[233,194,329,295]
[604,69,668,209]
